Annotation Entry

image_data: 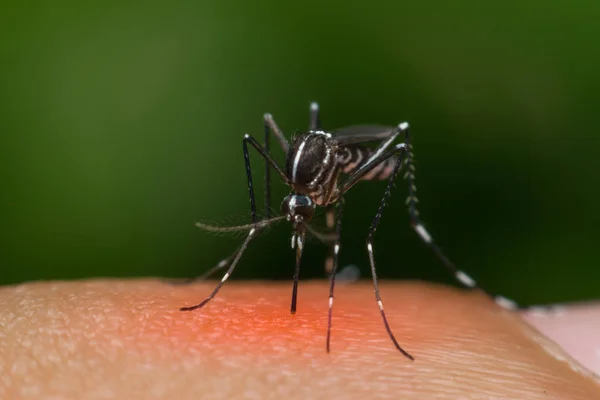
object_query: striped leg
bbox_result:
[363,141,414,360]
[402,128,518,310]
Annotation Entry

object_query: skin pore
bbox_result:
[1,279,599,400]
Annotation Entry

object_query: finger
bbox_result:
[1,280,599,400]
[523,302,600,378]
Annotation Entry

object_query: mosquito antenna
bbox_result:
[195,215,285,233]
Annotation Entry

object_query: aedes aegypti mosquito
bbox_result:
[180,102,518,360]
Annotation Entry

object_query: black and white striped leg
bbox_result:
[290,229,306,314]
[326,198,343,352]
[364,146,414,360]
[180,226,260,311]
[401,128,518,310]
[310,101,321,131]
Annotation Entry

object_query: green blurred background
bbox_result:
[1,1,598,306]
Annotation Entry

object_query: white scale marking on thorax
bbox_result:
[292,139,307,183]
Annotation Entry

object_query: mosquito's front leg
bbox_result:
[242,133,289,223]
[179,132,288,305]
[180,225,260,311]
[263,112,290,217]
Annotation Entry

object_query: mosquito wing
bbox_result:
[331,124,396,146]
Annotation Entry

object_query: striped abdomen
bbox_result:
[337,146,397,181]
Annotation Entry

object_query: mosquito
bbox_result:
[180,102,518,360]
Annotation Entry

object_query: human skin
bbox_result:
[0,280,599,400]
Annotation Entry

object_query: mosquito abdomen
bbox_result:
[338,146,397,181]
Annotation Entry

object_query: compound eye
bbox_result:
[295,196,315,221]
[295,196,312,208]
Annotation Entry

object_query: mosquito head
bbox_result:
[281,194,315,227]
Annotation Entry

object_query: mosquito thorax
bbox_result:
[281,194,315,224]
[285,132,336,194]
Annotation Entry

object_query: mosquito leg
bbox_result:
[263,113,289,153]
[172,243,243,285]
[326,198,343,352]
[323,205,336,275]
[178,134,286,300]
[365,150,414,360]
[169,245,239,286]
[310,101,321,130]
[180,226,259,311]
[173,259,230,284]
[290,229,306,314]
[401,127,519,310]
[190,245,240,281]
[264,114,272,217]
[178,216,285,287]
[243,134,289,223]
[263,113,289,216]
[337,134,413,357]
[194,133,285,280]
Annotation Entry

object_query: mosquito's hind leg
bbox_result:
[401,127,518,310]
